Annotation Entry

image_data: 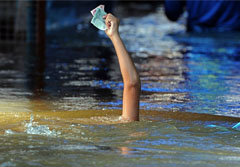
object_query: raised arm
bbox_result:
[104,14,141,121]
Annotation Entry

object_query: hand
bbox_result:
[103,13,120,38]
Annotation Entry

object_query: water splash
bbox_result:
[4,129,15,135]
[25,114,61,136]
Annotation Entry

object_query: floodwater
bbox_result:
[1,5,240,167]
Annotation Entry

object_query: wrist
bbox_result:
[109,31,120,40]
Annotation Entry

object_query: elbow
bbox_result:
[125,77,141,90]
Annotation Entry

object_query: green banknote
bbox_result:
[91,8,107,30]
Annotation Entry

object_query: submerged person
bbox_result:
[103,13,141,121]
[164,0,240,32]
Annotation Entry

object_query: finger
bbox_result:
[103,14,107,19]
[105,13,114,21]
[105,14,111,26]
[105,14,109,23]
[107,13,114,18]
[105,20,111,29]
[107,21,111,29]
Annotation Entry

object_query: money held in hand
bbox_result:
[90,5,107,31]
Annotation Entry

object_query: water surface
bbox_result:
[0,5,240,167]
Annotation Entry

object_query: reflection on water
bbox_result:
[0,5,240,167]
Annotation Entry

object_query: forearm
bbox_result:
[110,34,140,86]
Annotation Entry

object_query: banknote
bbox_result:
[90,6,107,30]
[91,5,105,16]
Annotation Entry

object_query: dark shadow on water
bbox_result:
[44,44,116,101]
[25,43,46,98]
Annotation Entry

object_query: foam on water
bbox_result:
[4,129,15,135]
[24,114,61,136]
[52,144,99,151]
